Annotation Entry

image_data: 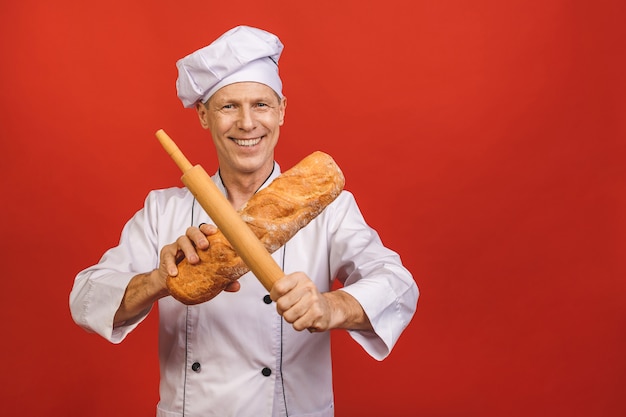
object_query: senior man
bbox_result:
[70,25,418,417]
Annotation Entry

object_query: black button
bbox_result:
[261,367,272,377]
[263,294,272,304]
[191,362,201,372]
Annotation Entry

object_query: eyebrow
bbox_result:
[211,95,279,107]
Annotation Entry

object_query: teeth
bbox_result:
[233,137,262,147]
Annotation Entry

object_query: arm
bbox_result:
[69,187,228,342]
[323,191,418,359]
[113,223,240,327]
[113,270,168,327]
[270,191,417,346]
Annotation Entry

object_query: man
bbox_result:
[70,25,418,417]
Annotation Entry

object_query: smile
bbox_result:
[231,136,263,147]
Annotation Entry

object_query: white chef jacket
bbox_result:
[70,162,418,417]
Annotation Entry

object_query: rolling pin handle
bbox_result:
[156,129,194,173]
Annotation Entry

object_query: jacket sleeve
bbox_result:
[327,192,419,360]
[69,192,161,343]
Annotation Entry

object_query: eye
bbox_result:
[222,104,234,110]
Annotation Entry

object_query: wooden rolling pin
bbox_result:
[155,129,284,292]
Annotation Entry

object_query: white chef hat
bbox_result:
[176,26,284,108]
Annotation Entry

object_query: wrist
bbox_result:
[324,290,371,331]
[149,269,170,299]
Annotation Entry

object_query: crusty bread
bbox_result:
[167,151,345,305]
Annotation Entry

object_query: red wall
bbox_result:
[1,1,625,416]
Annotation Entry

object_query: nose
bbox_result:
[237,107,256,131]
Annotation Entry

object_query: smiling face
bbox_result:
[197,82,287,179]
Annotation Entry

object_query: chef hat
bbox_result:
[176,26,284,108]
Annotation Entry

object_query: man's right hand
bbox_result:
[158,223,240,293]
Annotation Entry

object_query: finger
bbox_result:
[280,300,307,325]
[288,306,321,332]
[160,245,181,277]
[177,235,200,263]
[174,249,185,264]
[283,291,329,332]
[274,288,302,316]
[292,309,327,333]
[269,273,299,301]
[277,286,317,323]
[198,223,218,235]
[223,281,241,293]
[186,226,209,250]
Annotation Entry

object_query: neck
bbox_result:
[220,162,274,210]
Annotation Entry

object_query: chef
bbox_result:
[70,25,418,417]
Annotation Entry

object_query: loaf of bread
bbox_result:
[167,151,345,305]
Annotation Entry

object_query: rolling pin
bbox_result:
[155,129,284,292]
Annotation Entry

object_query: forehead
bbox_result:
[209,82,280,104]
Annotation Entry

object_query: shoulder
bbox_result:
[310,190,365,231]
[327,190,360,214]
[140,186,194,214]
[144,186,191,202]
[125,187,196,240]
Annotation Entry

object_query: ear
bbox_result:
[195,102,210,129]
[278,96,287,126]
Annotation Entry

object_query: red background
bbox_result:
[1,1,625,416]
